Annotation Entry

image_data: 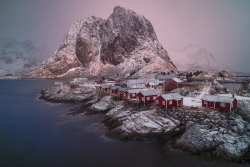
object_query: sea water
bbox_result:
[0,79,248,167]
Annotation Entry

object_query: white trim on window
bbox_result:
[153,96,156,100]
[169,100,172,104]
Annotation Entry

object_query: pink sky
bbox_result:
[0,0,249,72]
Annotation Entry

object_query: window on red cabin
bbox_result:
[156,100,159,104]
[142,97,144,101]
[147,97,150,100]
[153,96,156,100]
[220,102,226,107]
[162,101,165,105]
[169,100,172,104]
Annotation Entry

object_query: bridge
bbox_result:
[232,76,250,78]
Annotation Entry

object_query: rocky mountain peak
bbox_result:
[23,6,177,78]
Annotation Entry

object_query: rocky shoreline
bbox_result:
[40,84,97,103]
[41,84,250,163]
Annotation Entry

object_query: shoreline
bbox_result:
[39,82,250,164]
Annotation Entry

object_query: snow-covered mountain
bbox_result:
[168,44,232,72]
[0,38,50,75]
[23,6,176,78]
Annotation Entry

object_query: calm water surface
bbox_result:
[220,83,242,94]
[0,79,249,167]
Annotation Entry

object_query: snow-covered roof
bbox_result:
[161,93,183,101]
[139,90,158,96]
[127,79,145,84]
[101,85,112,88]
[155,73,176,80]
[202,94,235,103]
[140,78,156,83]
[126,89,143,94]
[118,88,128,92]
[110,86,121,90]
[171,78,183,83]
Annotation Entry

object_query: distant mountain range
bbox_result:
[23,6,177,78]
[0,38,50,75]
[168,44,232,72]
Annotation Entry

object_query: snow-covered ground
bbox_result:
[183,85,210,107]
[183,97,202,107]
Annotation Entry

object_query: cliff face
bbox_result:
[24,6,176,78]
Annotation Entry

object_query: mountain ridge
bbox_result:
[23,6,176,78]
[0,38,50,76]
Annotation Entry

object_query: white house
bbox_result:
[73,78,88,83]
[155,72,176,85]
[54,82,63,85]
[127,79,145,89]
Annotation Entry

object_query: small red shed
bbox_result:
[155,93,183,108]
[70,84,79,89]
[108,77,123,83]
[94,80,103,84]
[145,82,156,89]
[136,90,158,103]
[201,94,237,111]
[108,77,116,82]
[165,78,183,91]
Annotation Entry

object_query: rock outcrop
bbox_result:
[103,105,250,162]
[88,96,115,113]
[163,107,250,162]
[103,106,180,140]
[40,84,96,102]
[23,6,176,78]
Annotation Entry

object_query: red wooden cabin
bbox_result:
[155,93,183,108]
[100,85,112,92]
[201,94,237,111]
[94,80,103,84]
[136,90,158,103]
[145,83,156,89]
[123,89,143,101]
[165,78,183,91]
[108,77,116,82]
[70,84,79,89]
[108,77,123,83]
[109,86,121,95]
[117,88,128,97]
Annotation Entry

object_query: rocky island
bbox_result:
[40,82,250,163]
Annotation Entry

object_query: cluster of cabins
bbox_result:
[96,75,237,111]
[57,75,237,112]
[96,84,185,109]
